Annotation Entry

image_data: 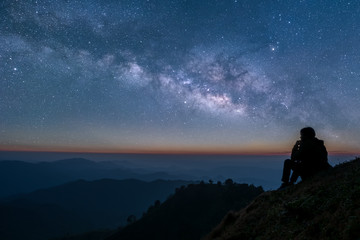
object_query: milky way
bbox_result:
[1,0,360,153]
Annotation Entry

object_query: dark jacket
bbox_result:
[291,137,329,178]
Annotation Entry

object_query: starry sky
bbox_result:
[1,0,359,154]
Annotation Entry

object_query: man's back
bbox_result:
[291,137,328,178]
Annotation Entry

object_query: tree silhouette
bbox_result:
[225,178,234,186]
[127,215,136,225]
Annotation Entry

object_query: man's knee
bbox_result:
[284,159,292,166]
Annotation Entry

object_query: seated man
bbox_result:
[280,127,331,189]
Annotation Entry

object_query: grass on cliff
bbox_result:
[204,158,360,240]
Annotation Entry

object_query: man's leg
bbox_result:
[281,159,293,183]
[290,171,299,183]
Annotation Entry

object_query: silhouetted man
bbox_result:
[279,127,330,189]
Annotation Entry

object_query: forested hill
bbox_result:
[106,181,263,240]
[0,179,191,240]
[204,158,360,240]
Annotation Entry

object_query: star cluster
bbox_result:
[1,0,359,154]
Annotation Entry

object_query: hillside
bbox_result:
[0,179,190,240]
[106,181,264,240]
[204,158,360,240]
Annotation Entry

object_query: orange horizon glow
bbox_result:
[0,145,358,156]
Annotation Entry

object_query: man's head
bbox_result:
[300,127,316,140]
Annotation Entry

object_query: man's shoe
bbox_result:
[278,182,294,190]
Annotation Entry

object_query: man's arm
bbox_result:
[291,140,302,161]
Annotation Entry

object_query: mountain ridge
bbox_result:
[0,158,187,198]
[105,181,264,240]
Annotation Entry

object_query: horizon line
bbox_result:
[0,148,358,156]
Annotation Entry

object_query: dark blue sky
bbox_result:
[1,0,359,154]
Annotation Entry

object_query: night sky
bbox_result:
[1,0,359,154]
